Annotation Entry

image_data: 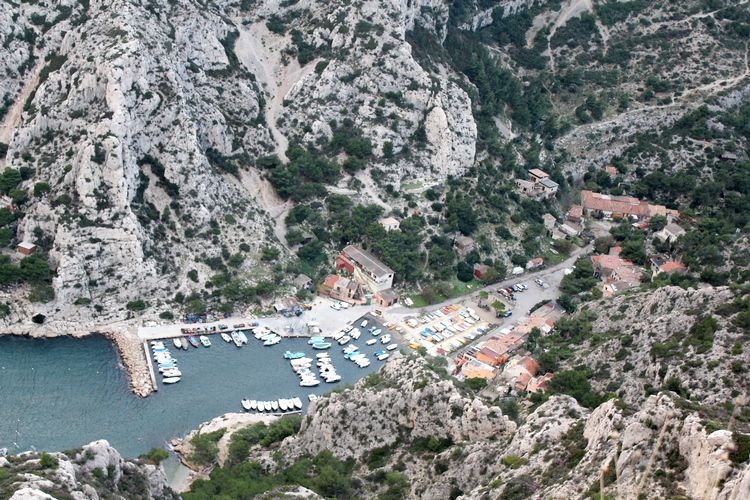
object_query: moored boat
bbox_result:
[293,397,303,409]
[380,334,391,344]
[173,339,181,349]
[350,329,361,340]
[279,399,288,411]
[264,336,281,346]
[312,342,331,350]
[187,336,200,347]
[271,401,279,411]
[284,351,305,359]
[221,333,232,343]
[300,379,320,387]
[264,401,272,411]
[241,399,251,411]
[337,335,351,345]
[386,343,398,351]
[199,335,211,347]
[238,331,248,344]
[366,339,377,346]
[180,338,189,349]
[162,377,180,384]
[249,400,257,410]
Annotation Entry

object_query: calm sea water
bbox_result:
[0,327,387,457]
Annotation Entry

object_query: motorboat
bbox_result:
[312,342,331,350]
[199,335,211,347]
[241,399,251,411]
[332,331,345,340]
[151,341,165,347]
[256,402,264,412]
[337,335,351,345]
[162,377,180,384]
[293,397,303,409]
[264,401,272,411]
[308,336,325,344]
[343,344,358,354]
[180,338,189,349]
[307,394,318,402]
[279,400,288,411]
[386,343,398,351]
[264,337,281,346]
[350,329,361,340]
[324,374,342,383]
[187,336,200,347]
[376,352,390,361]
[261,333,277,341]
[366,339,377,346]
[221,333,232,343]
[380,334,391,344]
[284,351,306,359]
[316,353,330,359]
[172,338,182,349]
[238,331,248,344]
[231,332,243,347]
[372,329,382,336]
[162,369,182,377]
[271,401,279,411]
[360,320,368,328]
[249,400,257,410]
[300,379,320,387]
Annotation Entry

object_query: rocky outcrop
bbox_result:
[0,440,176,499]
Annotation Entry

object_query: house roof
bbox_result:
[528,257,544,265]
[455,235,474,246]
[17,242,36,250]
[660,261,687,273]
[663,223,686,236]
[605,165,618,175]
[375,288,399,301]
[292,274,311,287]
[378,217,400,226]
[341,245,393,278]
[323,275,340,288]
[540,178,559,189]
[581,190,679,218]
[528,168,549,179]
[567,204,583,218]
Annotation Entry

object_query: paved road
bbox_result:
[386,244,592,320]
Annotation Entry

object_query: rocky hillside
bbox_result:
[0,0,748,327]
[0,440,176,499]
[177,353,750,499]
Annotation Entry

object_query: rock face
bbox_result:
[0,0,478,329]
[568,285,749,407]
[0,440,176,499]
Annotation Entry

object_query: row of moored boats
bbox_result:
[241,397,303,413]
[151,341,181,384]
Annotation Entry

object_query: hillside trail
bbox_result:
[543,0,595,73]
[234,21,319,247]
[0,59,44,168]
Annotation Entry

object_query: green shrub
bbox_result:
[140,447,169,464]
[501,455,527,469]
[126,299,147,311]
[39,452,58,469]
[190,429,225,465]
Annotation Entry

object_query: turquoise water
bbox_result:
[0,324,388,457]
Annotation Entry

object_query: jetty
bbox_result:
[143,341,158,391]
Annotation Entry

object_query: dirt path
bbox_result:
[355,171,391,211]
[239,167,292,248]
[0,59,44,146]
[234,22,319,163]
[545,0,594,73]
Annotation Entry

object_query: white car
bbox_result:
[330,303,341,310]
[339,301,350,309]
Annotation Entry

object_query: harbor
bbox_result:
[0,313,395,457]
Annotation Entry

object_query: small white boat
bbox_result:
[162,377,180,384]
[238,331,248,344]
[308,394,318,402]
[380,334,391,344]
[316,353,330,359]
[262,333,277,341]
[249,400,257,410]
[361,320,368,328]
[241,399,251,411]
[264,401,272,411]
[279,399,288,411]
[366,339,377,346]
[332,331,345,340]
[300,379,320,387]
[293,397,303,409]
[199,335,211,347]
[264,337,281,346]
[271,401,279,411]
[377,353,390,361]
[231,332,243,347]
[162,369,182,377]
[343,345,358,354]
[350,329,361,340]
[221,333,232,343]
[256,402,265,412]
[337,335,351,345]
[180,338,189,349]
[386,343,398,351]
[173,339,182,348]
[372,328,382,336]
[325,374,342,383]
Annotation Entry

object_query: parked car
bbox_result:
[502,311,513,318]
